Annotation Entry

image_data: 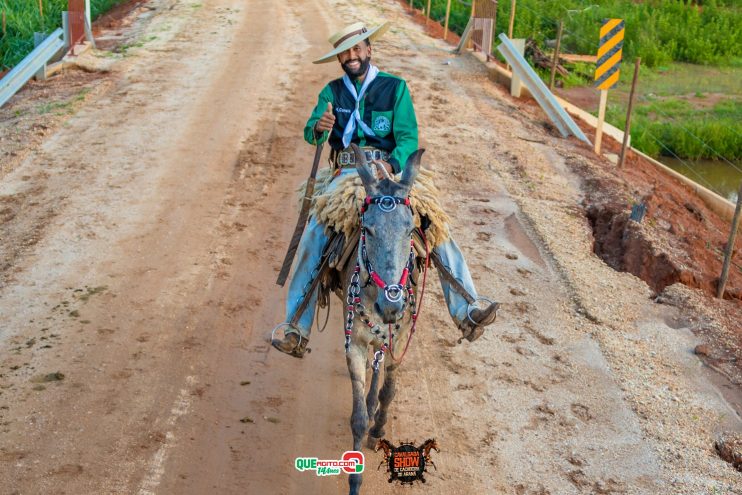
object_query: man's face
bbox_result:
[337,41,372,79]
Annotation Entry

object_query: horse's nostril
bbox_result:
[374,302,382,314]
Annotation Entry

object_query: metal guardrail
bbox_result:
[496,33,591,145]
[0,28,66,109]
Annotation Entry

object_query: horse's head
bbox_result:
[421,438,439,454]
[352,144,424,325]
[374,438,393,454]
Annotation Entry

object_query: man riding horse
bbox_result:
[272,22,499,358]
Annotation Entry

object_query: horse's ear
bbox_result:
[352,143,377,193]
[399,149,424,190]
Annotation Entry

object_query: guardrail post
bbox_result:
[510,38,525,97]
[62,12,70,48]
[717,183,742,299]
[33,33,48,81]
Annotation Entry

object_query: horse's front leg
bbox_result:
[368,362,398,443]
[346,345,368,495]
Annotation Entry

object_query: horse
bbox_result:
[341,144,425,495]
[374,438,394,470]
[420,438,439,471]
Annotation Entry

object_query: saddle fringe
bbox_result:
[298,167,451,248]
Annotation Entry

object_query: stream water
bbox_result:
[659,157,742,204]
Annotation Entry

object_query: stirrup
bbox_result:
[270,323,311,358]
[459,298,499,343]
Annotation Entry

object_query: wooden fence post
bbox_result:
[2,10,6,37]
[444,0,452,41]
[618,58,641,168]
[38,0,44,18]
[548,21,563,90]
[717,183,742,299]
[508,0,516,39]
[426,0,431,25]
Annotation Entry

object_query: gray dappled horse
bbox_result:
[342,144,424,495]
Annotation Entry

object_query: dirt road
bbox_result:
[0,0,739,494]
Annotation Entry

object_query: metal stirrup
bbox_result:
[466,297,497,326]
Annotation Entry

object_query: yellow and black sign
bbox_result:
[595,18,624,90]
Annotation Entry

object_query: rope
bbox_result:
[388,228,431,364]
[315,296,330,333]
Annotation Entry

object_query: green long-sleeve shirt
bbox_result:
[304,71,418,173]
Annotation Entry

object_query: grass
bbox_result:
[575,62,742,161]
[36,87,91,115]
[0,0,130,69]
[605,96,742,160]
[425,0,741,68]
[420,0,742,161]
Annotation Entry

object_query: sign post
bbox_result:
[594,18,624,154]
[444,0,452,41]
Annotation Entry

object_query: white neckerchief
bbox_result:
[341,64,379,148]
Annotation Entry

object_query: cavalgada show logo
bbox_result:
[375,438,439,485]
[295,451,364,476]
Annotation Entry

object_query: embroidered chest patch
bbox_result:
[373,115,391,133]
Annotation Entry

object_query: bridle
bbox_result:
[359,196,415,303]
[344,194,430,367]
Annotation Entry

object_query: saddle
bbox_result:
[289,223,473,328]
[289,166,472,327]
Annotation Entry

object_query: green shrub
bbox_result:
[426,0,741,68]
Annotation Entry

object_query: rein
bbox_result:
[345,194,430,367]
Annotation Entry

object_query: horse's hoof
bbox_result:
[367,434,381,450]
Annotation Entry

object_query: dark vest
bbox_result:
[328,74,401,152]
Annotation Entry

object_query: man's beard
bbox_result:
[342,56,371,80]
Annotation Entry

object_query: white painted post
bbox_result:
[33,33,47,81]
[84,0,96,47]
[62,11,70,48]
[594,89,608,153]
[510,38,525,97]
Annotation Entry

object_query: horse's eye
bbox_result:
[365,227,375,237]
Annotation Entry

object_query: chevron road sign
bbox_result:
[595,18,624,90]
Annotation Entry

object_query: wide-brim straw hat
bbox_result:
[313,22,390,64]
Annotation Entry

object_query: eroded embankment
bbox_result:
[569,155,741,302]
